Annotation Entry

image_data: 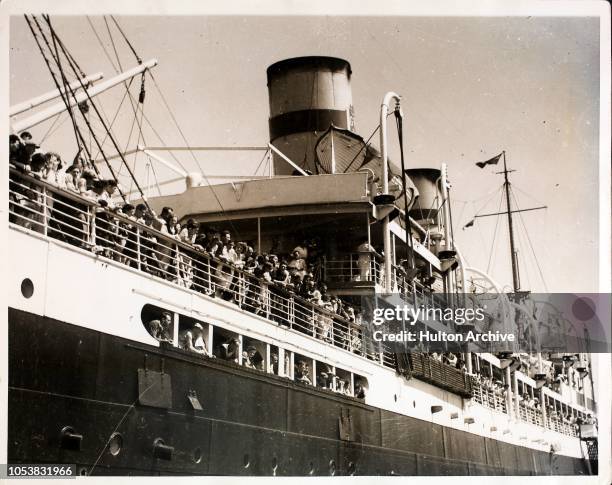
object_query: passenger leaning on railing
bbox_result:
[8,160,373,353]
[9,152,46,232]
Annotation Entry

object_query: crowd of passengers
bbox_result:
[9,134,366,346]
[473,370,595,433]
[146,311,366,399]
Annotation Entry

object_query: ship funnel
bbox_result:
[267,56,354,175]
[405,168,443,226]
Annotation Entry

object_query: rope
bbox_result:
[40,111,65,143]
[91,77,134,161]
[343,114,393,174]
[148,71,242,238]
[510,187,549,292]
[486,189,504,275]
[43,15,146,205]
[253,148,269,176]
[87,17,190,173]
[26,15,99,176]
[87,16,119,73]
[110,16,142,64]
[148,157,164,196]
[104,16,124,71]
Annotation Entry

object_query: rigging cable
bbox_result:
[148,72,242,239]
[34,15,115,184]
[485,188,505,275]
[43,15,152,207]
[104,16,124,71]
[87,16,190,175]
[40,111,65,144]
[253,148,270,177]
[86,16,119,73]
[343,111,394,174]
[91,77,135,161]
[510,187,549,292]
[110,15,142,64]
[25,15,100,177]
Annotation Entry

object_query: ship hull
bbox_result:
[7,308,589,476]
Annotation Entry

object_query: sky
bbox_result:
[7,12,604,293]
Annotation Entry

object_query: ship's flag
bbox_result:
[476,153,502,168]
[463,219,475,230]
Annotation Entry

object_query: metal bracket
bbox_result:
[187,389,203,411]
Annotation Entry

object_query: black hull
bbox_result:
[7,308,590,476]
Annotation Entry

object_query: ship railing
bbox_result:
[322,253,384,286]
[471,380,579,437]
[9,170,97,244]
[8,168,400,369]
[322,254,435,303]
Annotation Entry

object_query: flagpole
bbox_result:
[502,150,520,292]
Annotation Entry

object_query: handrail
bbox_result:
[9,168,378,361]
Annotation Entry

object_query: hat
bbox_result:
[66,163,83,174]
[192,322,204,331]
[246,345,256,351]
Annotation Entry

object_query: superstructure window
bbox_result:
[177,315,211,357]
[141,304,174,344]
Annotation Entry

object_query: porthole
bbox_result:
[108,432,123,456]
[413,400,416,408]
[21,278,34,298]
[79,468,87,476]
[193,447,202,464]
[329,459,336,476]
[393,394,397,402]
[348,461,356,475]
[243,453,250,468]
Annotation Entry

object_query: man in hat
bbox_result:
[148,311,173,343]
[9,134,24,168]
[179,322,209,356]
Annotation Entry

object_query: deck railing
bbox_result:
[9,168,395,367]
[471,380,579,437]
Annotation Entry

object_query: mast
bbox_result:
[502,151,520,293]
[474,151,546,293]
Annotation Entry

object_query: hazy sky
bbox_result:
[8,13,602,293]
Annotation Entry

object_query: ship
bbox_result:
[6,15,600,477]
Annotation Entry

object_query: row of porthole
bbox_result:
[242,454,356,476]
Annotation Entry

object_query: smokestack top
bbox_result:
[266,56,352,84]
